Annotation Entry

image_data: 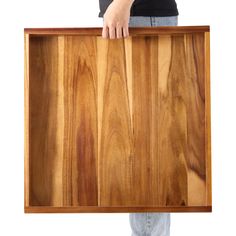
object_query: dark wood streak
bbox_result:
[166,35,188,206]
[76,107,97,205]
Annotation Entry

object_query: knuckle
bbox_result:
[107,22,115,28]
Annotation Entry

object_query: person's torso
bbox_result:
[98,0,179,17]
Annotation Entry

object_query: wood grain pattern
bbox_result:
[157,34,206,206]
[29,36,60,206]
[25,27,211,213]
[131,36,160,206]
[28,36,98,206]
[97,38,134,206]
[63,36,98,206]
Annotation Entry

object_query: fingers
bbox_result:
[116,27,122,38]
[102,24,129,39]
[102,25,109,38]
[109,26,116,39]
[122,26,129,38]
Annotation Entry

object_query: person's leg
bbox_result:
[149,15,178,26]
[128,15,178,236]
[128,15,178,27]
[129,213,171,236]
[128,16,152,27]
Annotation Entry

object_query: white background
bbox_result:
[0,0,235,235]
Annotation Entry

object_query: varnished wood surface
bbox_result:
[24,26,210,36]
[25,206,212,213]
[24,27,211,213]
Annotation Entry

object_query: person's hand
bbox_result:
[102,0,135,39]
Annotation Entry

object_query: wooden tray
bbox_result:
[24,26,211,213]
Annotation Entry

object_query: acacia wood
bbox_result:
[24,26,211,213]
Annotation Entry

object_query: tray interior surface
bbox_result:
[24,30,211,212]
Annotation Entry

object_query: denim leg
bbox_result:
[129,213,171,236]
[150,16,178,26]
[128,16,152,27]
[129,16,178,27]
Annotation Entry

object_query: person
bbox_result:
[98,0,178,38]
[98,1,179,235]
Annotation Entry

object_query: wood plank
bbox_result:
[157,33,207,206]
[131,36,160,206]
[97,38,134,206]
[29,36,61,206]
[157,35,188,206]
[63,35,98,206]
[28,35,98,206]
[184,33,206,206]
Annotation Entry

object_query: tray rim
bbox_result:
[24,30,212,213]
[24,25,210,36]
[25,205,212,213]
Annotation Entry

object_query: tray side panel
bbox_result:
[204,31,212,206]
[24,33,30,207]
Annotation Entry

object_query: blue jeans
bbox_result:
[128,15,178,27]
[128,16,178,236]
[129,212,171,236]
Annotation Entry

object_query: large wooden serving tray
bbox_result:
[24,26,211,213]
